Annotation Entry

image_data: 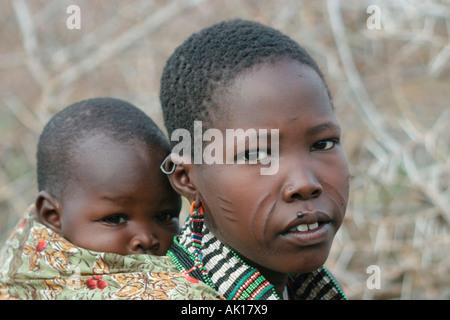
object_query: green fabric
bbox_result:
[0,206,222,300]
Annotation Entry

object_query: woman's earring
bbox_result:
[160,154,177,175]
[190,201,205,261]
[190,201,204,235]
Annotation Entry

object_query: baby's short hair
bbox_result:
[160,19,332,144]
[37,97,169,196]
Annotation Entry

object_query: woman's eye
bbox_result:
[310,139,339,151]
[102,214,127,225]
[242,150,270,162]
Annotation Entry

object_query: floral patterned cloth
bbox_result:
[0,206,223,300]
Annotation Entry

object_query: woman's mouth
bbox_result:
[282,222,331,245]
[280,211,333,245]
[288,222,320,232]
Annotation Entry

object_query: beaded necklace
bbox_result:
[167,210,347,300]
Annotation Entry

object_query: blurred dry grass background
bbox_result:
[0,0,448,299]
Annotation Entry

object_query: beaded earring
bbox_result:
[189,201,205,264]
[172,201,213,287]
[190,201,204,233]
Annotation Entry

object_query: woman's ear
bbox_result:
[35,191,62,234]
[165,154,198,203]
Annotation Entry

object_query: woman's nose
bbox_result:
[281,163,323,202]
[129,230,160,254]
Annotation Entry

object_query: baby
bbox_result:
[35,97,181,256]
[0,97,213,300]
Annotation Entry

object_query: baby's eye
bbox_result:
[242,149,271,162]
[155,212,172,222]
[310,139,339,151]
[102,214,127,225]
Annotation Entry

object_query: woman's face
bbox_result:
[189,60,349,276]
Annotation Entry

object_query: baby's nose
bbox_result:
[129,231,160,255]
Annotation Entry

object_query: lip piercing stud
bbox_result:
[297,212,305,218]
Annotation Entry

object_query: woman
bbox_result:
[160,19,350,300]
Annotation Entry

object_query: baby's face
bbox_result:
[193,60,349,275]
[58,136,181,255]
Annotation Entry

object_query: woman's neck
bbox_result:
[246,261,288,298]
[205,220,289,298]
[229,249,289,298]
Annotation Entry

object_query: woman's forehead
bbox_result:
[210,60,334,131]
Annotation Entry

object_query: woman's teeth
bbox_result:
[290,222,319,232]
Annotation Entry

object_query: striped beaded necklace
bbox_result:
[167,204,347,300]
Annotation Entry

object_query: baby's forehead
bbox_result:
[75,131,145,149]
[64,134,168,188]
[71,132,166,164]
[74,131,127,149]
